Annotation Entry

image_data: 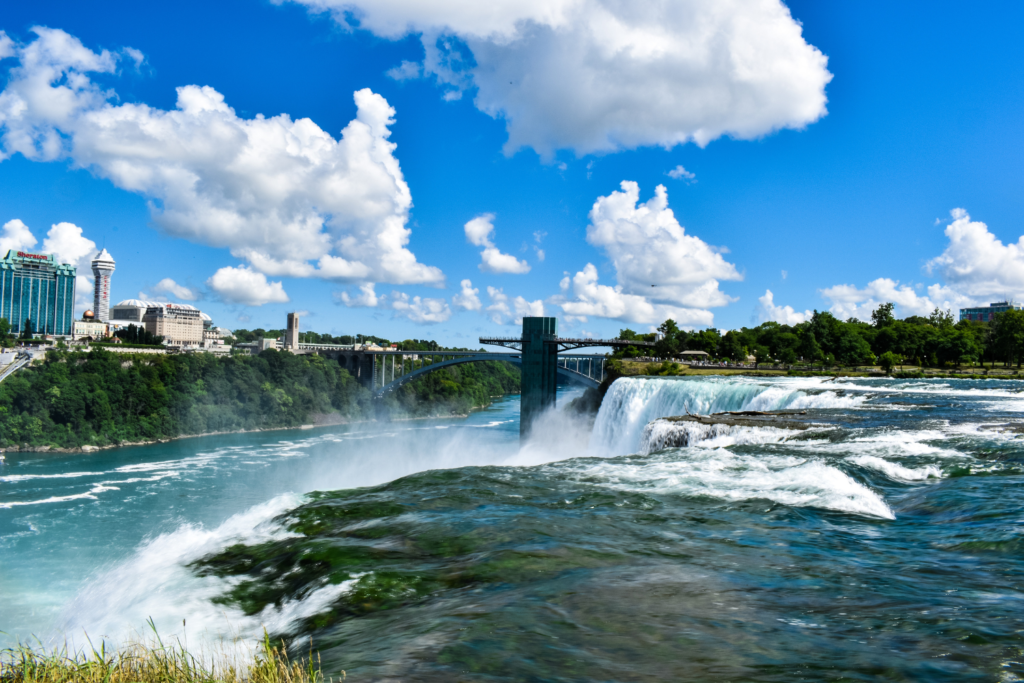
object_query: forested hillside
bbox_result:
[0,348,519,450]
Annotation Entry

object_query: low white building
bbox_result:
[72,319,108,340]
[106,299,210,346]
[143,304,204,346]
[71,310,108,340]
[109,299,156,324]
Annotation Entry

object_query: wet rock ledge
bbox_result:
[641,410,820,452]
[660,410,816,431]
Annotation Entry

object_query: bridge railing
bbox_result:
[555,355,607,384]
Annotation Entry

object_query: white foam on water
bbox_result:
[788,392,870,410]
[835,378,1024,409]
[115,454,222,474]
[0,472,183,509]
[849,455,943,482]
[844,428,963,459]
[56,493,304,649]
[0,488,108,509]
[0,471,105,483]
[558,449,895,519]
[255,575,363,636]
[640,420,799,454]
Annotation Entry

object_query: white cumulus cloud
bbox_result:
[0,219,37,254]
[556,263,713,326]
[925,208,1024,298]
[150,278,199,301]
[0,31,14,60]
[0,28,442,286]
[452,278,482,311]
[758,289,811,325]
[207,266,290,306]
[41,222,96,271]
[485,286,543,324]
[588,182,741,305]
[41,221,97,311]
[556,181,739,324]
[464,213,530,274]
[335,283,380,307]
[817,208,1024,322]
[667,165,695,182]
[390,291,452,323]
[288,0,832,157]
[819,279,968,322]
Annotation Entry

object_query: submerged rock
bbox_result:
[978,422,1024,434]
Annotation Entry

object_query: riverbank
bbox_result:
[0,406,491,455]
[0,347,520,453]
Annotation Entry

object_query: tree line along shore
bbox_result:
[614,304,1024,374]
[0,346,520,452]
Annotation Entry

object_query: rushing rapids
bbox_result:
[3,375,1024,681]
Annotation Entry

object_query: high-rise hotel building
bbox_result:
[91,248,115,321]
[0,250,77,336]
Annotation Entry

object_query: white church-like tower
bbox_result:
[91,249,115,321]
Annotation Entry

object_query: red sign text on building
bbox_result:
[16,252,49,261]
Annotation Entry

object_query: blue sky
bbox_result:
[1,1,1022,345]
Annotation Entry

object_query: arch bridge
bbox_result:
[309,317,653,436]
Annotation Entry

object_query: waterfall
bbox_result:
[590,376,862,455]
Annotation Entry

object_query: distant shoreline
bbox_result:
[616,360,1024,380]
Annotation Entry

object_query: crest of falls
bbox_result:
[590,376,864,456]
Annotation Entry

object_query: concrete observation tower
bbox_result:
[91,249,115,321]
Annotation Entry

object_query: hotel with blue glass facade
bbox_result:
[0,250,77,336]
[959,301,1023,323]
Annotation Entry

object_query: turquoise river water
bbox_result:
[2,376,1023,681]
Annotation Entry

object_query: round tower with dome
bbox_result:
[91,249,115,321]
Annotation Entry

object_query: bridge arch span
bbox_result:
[372,354,599,398]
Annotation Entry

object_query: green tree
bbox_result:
[752,344,771,369]
[689,328,722,355]
[872,302,896,328]
[835,326,875,365]
[992,309,1024,367]
[654,319,682,358]
[718,331,746,362]
[19,318,33,339]
[0,317,13,347]
[799,331,824,363]
[929,307,955,329]
[878,351,901,373]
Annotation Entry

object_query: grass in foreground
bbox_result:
[0,624,338,683]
